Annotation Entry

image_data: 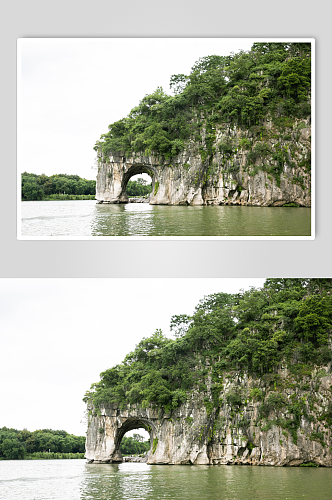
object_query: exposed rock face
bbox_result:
[95,119,311,207]
[85,366,331,466]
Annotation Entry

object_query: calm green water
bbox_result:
[0,460,331,500]
[21,201,311,237]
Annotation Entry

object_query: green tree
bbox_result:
[295,295,332,346]
[119,434,150,455]
[126,178,152,197]
[22,180,44,200]
[1,438,26,459]
[21,173,96,200]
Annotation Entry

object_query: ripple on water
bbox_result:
[21,201,311,237]
[1,460,332,500]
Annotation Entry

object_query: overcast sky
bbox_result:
[18,38,256,182]
[1,278,266,438]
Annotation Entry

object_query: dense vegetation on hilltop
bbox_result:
[84,279,332,416]
[94,43,311,183]
[0,427,85,460]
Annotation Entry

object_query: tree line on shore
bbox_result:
[0,426,149,460]
[21,172,152,200]
[21,172,96,200]
[0,427,85,460]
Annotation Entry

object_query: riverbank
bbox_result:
[22,194,96,201]
[0,452,85,460]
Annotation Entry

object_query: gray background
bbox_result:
[1,0,330,277]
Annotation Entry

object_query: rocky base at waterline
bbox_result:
[122,455,148,463]
[128,196,150,203]
[96,196,151,204]
[87,456,148,464]
[85,367,331,467]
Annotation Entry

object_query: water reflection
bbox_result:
[122,204,155,236]
[79,462,332,500]
[80,463,153,499]
[1,460,332,500]
[91,204,311,237]
[21,201,311,237]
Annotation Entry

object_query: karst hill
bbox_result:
[84,279,332,466]
[94,43,311,206]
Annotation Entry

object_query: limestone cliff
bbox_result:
[85,281,330,467]
[95,43,312,206]
[96,118,311,207]
[85,364,331,466]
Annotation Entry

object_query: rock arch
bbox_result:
[119,163,156,203]
[95,138,311,206]
[85,402,213,465]
[95,153,205,206]
[85,365,331,466]
[85,404,159,464]
[96,154,158,204]
[112,417,153,462]
[85,380,332,467]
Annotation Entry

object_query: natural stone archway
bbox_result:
[95,119,311,207]
[96,154,158,204]
[85,401,214,465]
[96,152,206,205]
[85,369,332,466]
[112,417,153,462]
[85,404,158,464]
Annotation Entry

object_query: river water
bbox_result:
[0,460,331,500]
[20,201,311,237]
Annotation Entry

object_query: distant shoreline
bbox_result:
[22,195,96,201]
[0,452,85,460]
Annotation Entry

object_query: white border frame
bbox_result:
[17,38,315,241]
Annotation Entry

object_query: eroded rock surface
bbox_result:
[85,366,331,466]
[95,119,311,207]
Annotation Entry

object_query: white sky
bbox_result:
[0,278,266,438]
[18,38,256,182]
